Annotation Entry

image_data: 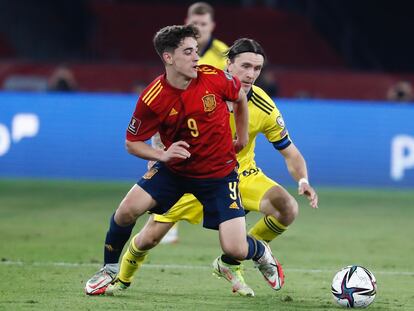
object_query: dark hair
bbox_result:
[227,38,266,62]
[187,2,214,19]
[153,25,200,59]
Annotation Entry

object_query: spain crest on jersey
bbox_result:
[202,94,216,112]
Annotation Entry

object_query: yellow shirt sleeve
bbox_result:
[251,85,289,143]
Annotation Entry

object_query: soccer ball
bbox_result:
[331,265,377,308]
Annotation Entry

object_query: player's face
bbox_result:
[171,37,199,79]
[227,52,264,93]
[186,13,215,45]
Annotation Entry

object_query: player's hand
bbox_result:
[233,135,248,153]
[160,141,191,162]
[298,182,318,209]
[147,160,156,170]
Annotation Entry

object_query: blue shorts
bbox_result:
[137,162,245,230]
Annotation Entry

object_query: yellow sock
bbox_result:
[248,215,287,242]
[118,235,148,284]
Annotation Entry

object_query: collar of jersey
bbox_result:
[199,37,214,57]
[246,87,253,101]
[161,73,196,92]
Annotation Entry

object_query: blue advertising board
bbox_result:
[0,92,413,187]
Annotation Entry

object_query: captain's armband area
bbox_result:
[272,135,292,150]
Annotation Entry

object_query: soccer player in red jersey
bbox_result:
[156,2,229,244]
[85,25,281,297]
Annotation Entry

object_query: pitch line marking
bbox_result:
[1,260,413,276]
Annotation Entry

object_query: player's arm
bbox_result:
[232,88,249,153]
[126,98,190,162]
[278,143,318,208]
[147,132,165,169]
[151,132,165,149]
[126,139,190,162]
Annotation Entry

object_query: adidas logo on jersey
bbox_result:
[169,108,178,116]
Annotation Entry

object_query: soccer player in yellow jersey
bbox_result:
[186,2,228,70]
[107,38,318,296]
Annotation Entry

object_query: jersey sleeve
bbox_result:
[214,69,241,102]
[223,71,241,102]
[256,94,291,150]
[126,98,159,142]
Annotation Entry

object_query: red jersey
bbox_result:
[126,65,241,178]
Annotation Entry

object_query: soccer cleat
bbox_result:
[84,266,117,295]
[253,242,284,290]
[212,256,254,297]
[105,279,130,296]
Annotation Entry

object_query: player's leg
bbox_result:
[195,172,263,296]
[213,217,255,296]
[250,185,298,241]
[107,195,203,295]
[218,215,285,290]
[159,223,179,244]
[216,217,284,292]
[205,171,283,293]
[85,162,183,295]
[105,184,157,265]
[216,215,285,294]
[158,194,199,244]
[85,184,157,295]
[240,170,293,290]
[106,217,174,295]
[244,171,298,243]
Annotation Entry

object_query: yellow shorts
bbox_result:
[153,167,278,224]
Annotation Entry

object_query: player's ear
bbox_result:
[226,59,232,72]
[163,52,173,65]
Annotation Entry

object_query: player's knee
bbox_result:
[287,196,299,220]
[136,235,159,250]
[273,195,298,225]
[115,202,139,225]
[134,228,161,250]
[146,232,163,248]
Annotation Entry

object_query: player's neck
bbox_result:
[165,69,192,90]
[198,37,210,54]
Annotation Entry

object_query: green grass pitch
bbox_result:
[0,179,413,311]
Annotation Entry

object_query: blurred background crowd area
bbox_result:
[0,0,413,102]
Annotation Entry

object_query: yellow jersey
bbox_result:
[230,85,291,173]
[199,38,228,70]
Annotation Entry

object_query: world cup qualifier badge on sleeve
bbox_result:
[128,117,141,135]
[276,116,285,128]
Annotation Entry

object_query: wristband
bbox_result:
[298,178,309,186]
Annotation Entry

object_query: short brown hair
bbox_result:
[153,25,200,59]
[187,2,214,19]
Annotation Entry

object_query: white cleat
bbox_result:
[254,242,285,290]
[85,266,117,295]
